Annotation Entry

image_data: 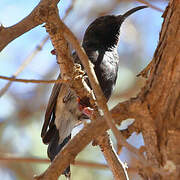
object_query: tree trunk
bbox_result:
[139,0,180,179]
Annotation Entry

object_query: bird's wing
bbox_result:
[41,74,62,142]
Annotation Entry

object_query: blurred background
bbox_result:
[0,0,168,179]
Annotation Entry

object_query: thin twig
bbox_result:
[0,75,66,84]
[62,0,76,20]
[0,36,49,97]
[0,154,108,169]
[0,155,49,163]
[134,0,164,12]
[137,59,154,78]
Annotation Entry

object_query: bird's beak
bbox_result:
[117,5,148,22]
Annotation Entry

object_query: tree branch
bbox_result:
[35,98,167,179]
[0,75,66,84]
[33,100,136,180]
[0,0,60,52]
[136,0,180,178]
[95,133,129,180]
[0,0,75,97]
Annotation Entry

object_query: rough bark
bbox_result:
[137,0,180,179]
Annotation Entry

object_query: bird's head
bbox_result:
[82,6,147,51]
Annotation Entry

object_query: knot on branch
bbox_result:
[71,63,92,97]
[73,63,85,79]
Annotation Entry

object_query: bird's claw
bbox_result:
[77,97,93,118]
[82,107,93,117]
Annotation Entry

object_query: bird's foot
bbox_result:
[77,97,93,118]
[82,107,93,117]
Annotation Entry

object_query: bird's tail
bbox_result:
[44,124,71,177]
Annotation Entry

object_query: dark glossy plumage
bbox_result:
[41,5,147,177]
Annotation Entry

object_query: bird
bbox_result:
[41,5,147,178]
